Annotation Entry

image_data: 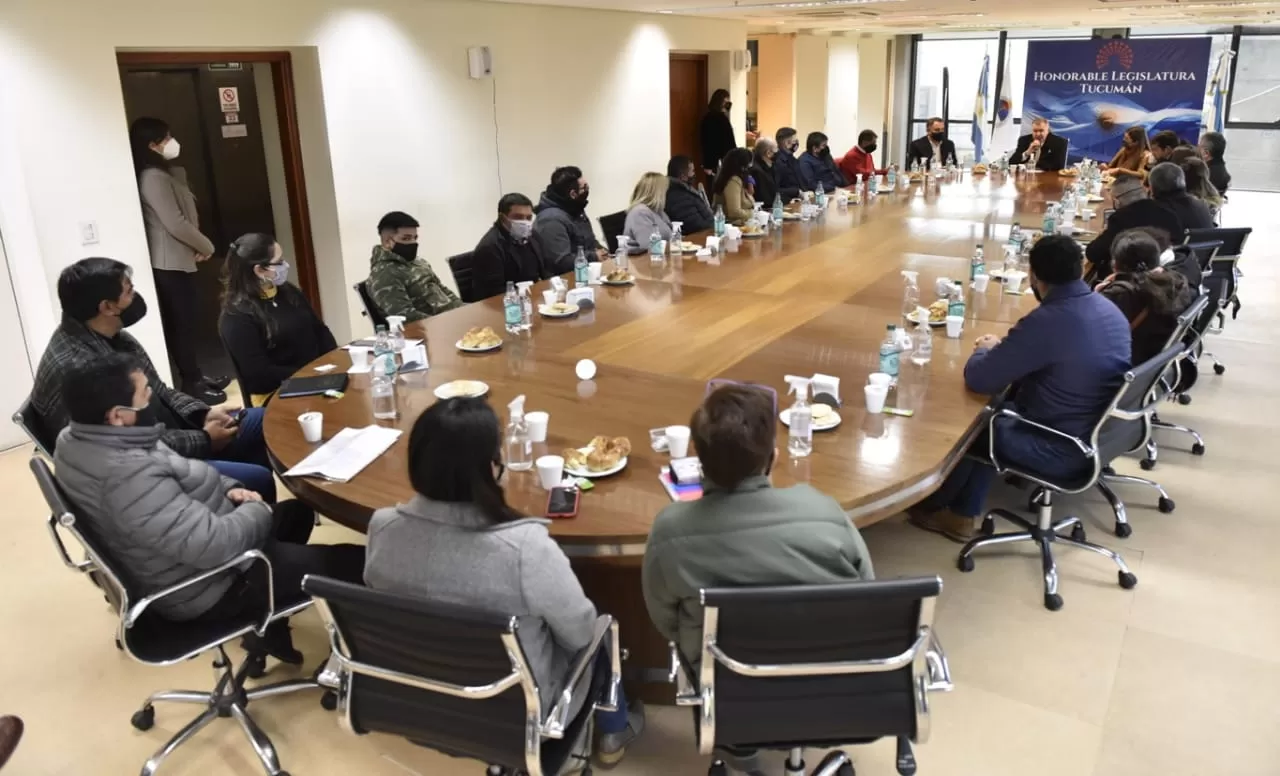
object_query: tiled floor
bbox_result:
[4,193,1279,775]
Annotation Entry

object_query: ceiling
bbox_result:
[492,0,1280,34]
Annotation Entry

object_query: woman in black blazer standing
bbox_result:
[219,234,336,406]
[699,89,737,181]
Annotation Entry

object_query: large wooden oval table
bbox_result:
[266,172,1090,699]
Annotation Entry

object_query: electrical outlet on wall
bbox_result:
[79,221,99,246]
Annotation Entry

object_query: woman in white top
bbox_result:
[622,172,673,255]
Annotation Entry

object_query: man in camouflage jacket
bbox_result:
[367,211,463,329]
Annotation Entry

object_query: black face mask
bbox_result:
[119,293,148,328]
[574,190,590,209]
[1032,284,1044,303]
[930,131,946,142]
[132,406,159,428]
[390,242,419,261]
[863,143,878,154]
[724,101,733,112]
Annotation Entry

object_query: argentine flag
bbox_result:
[1204,50,1233,133]
[973,54,989,164]
[996,54,1013,128]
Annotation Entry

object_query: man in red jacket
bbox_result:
[838,130,885,182]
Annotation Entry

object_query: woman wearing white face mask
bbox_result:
[471,192,548,300]
[129,116,227,404]
[218,233,336,406]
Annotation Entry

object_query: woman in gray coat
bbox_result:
[622,172,673,254]
[364,398,644,767]
[129,117,224,402]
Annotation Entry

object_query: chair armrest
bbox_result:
[124,550,274,635]
[543,615,617,739]
[46,516,96,574]
[924,628,954,693]
[988,408,1092,469]
[669,642,701,706]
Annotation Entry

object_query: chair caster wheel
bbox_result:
[1071,524,1086,542]
[245,654,267,680]
[1158,497,1175,514]
[1177,394,1192,406]
[1044,593,1063,611]
[838,764,856,776]
[1114,522,1132,539]
[958,555,975,573]
[1118,571,1138,590]
[131,705,155,731]
[115,638,123,652]
[1140,458,1156,471]
[581,768,593,776]
[320,691,337,711]
[709,762,729,776]
[979,517,995,536]
[1101,465,1116,476]
[1214,363,1226,375]
[1191,443,1205,456]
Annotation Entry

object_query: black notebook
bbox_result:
[276,374,349,399]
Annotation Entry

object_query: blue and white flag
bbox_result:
[1204,50,1233,133]
[973,53,989,163]
[995,53,1013,128]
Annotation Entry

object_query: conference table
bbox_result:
[265,171,1089,700]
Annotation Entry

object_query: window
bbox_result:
[1228,35,1280,125]
[913,38,999,124]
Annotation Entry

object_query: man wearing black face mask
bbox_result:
[907,117,959,169]
[772,127,804,202]
[33,258,280,500]
[838,129,886,182]
[368,211,463,335]
[797,131,848,193]
[532,166,607,276]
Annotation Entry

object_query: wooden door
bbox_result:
[669,54,708,178]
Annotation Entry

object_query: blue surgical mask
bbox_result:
[268,262,289,287]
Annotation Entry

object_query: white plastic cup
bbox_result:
[588,263,603,284]
[868,373,892,388]
[972,274,991,293]
[526,411,550,443]
[945,315,964,339]
[298,412,323,443]
[1057,222,1075,237]
[864,385,889,414]
[666,425,691,458]
[536,455,565,490]
[542,289,558,307]
[1003,270,1027,295]
[349,347,371,369]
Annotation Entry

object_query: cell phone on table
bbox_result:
[547,487,580,519]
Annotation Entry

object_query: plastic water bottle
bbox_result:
[816,186,827,210]
[504,395,533,472]
[772,194,784,226]
[503,282,521,335]
[516,281,533,333]
[370,357,397,420]
[948,281,966,318]
[901,270,920,321]
[784,376,813,459]
[886,165,897,190]
[879,325,901,379]
[910,160,921,176]
[868,174,879,196]
[574,247,589,287]
[970,243,985,280]
[713,205,726,237]
[911,314,933,366]
[669,222,683,257]
[1009,222,1023,251]
[1042,204,1058,236]
[649,231,664,263]
[372,325,396,380]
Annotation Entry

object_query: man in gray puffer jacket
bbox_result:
[53,352,365,662]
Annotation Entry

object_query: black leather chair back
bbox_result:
[599,211,627,253]
[702,577,942,750]
[1184,240,1222,272]
[216,328,256,408]
[354,281,388,330]
[13,397,57,457]
[1186,227,1250,259]
[447,252,478,303]
[1096,342,1188,463]
[302,576,536,770]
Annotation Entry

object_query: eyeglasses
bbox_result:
[704,379,779,416]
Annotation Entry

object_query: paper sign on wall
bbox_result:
[219,87,240,112]
[224,112,240,124]
[221,124,249,139]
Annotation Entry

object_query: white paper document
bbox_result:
[283,426,402,483]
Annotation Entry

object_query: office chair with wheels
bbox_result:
[12,397,57,458]
[961,343,1186,609]
[29,456,320,776]
[1137,294,1212,470]
[1185,226,1252,376]
[304,575,623,776]
[447,251,479,303]
[670,578,952,776]
[599,211,627,254]
[353,281,388,331]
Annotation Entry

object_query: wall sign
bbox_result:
[219,87,240,113]
[224,112,240,124]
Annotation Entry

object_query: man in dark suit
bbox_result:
[906,117,958,168]
[1008,117,1069,172]
[1085,176,1185,282]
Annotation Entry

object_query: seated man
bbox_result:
[533,166,607,275]
[837,129,886,182]
[53,353,365,661]
[907,117,958,168]
[909,236,1132,542]
[1085,176,1184,282]
[664,155,714,233]
[1199,131,1231,193]
[471,193,545,300]
[1008,117,1069,172]
[368,211,463,333]
[1148,161,1214,232]
[797,131,848,193]
[1148,130,1180,164]
[33,258,276,498]
[772,127,804,202]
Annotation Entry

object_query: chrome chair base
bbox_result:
[959,495,1137,612]
[1095,473,1175,539]
[133,646,319,776]
[1141,419,1207,470]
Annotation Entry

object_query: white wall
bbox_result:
[0,0,747,365]
[794,35,830,143]
[825,38,861,155]
[856,37,890,159]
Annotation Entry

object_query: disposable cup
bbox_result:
[298,412,323,443]
[1003,270,1027,295]
[349,347,371,369]
[864,385,889,414]
[666,425,691,458]
[526,411,549,443]
[542,290,558,307]
[972,274,990,293]
[867,373,892,388]
[536,455,565,490]
[587,263,603,283]
[945,315,964,339]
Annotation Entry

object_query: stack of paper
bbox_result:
[283,426,402,483]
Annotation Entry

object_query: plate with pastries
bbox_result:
[971,163,988,175]
[601,268,636,286]
[679,241,702,253]
[740,224,767,238]
[456,326,503,353]
[780,402,842,431]
[538,301,580,319]
[1059,168,1081,177]
[563,436,632,478]
[905,299,950,327]
[433,379,490,400]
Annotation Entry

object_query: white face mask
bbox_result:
[267,262,290,287]
[161,138,181,161]
[508,219,534,241]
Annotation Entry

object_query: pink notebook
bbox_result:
[659,467,703,502]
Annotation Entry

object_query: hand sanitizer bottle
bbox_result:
[911,310,933,366]
[901,270,920,321]
[505,394,533,472]
[784,375,813,459]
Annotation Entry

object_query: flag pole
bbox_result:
[991,31,1008,134]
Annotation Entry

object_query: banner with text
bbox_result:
[1021,37,1212,163]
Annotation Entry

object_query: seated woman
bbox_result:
[1105,126,1151,180]
[364,398,644,767]
[1096,229,1194,365]
[218,234,336,406]
[622,172,673,255]
[711,148,756,225]
[1179,156,1223,224]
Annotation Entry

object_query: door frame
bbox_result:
[116,50,322,314]
[670,53,710,178]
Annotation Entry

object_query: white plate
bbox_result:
[782,212,801,221]
[1087,195,1106,203]
[741,230,766,239]
[564,447,629,478]
[779,408,842,431]
[538,304,579,318]
[433,380,490,400]
[601,277,636,286]
[680,244,701,253]
[905,310,948,327]
[456,339,502,353]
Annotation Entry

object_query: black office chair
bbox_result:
[669,578,953,776]
[29,456,321,776]
[447,251,479,303]
[304,575,622,776]
[216,329,259,408]
[1135,294,1212,470]
[960,343,1186,609]
[353,280,388,330]
[12,397,57,457]
[599,211,627,254]
[1185,226,1252,376]
[1184,240,1222,273]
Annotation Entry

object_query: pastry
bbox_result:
[565,436,632,472]
[928,299,949,323]
[460,326,501,349]
[605,268,633,283]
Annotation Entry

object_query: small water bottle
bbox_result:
[713,205,726,237]
[370,359,397,420]
[816,186,828,210]
[649,231,664,263]
[852,174,863,205]
[948,281,966,319]
[372,325,396,380]
[911,314,933,366]
[970,243,985,280]
[1042,204,1058,236]
[503,281,521,335]
[516,281,533,332]
[886,165,897,190]
[868,174,879,196]
[670,221,683,257]
[879,325,901,379]
[772,194,784,226]
[573,247,589,287]
[784,376,813,459]
[505,395,533,472]
[1009,222,1023,250]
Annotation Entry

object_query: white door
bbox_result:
[0,228,35,450]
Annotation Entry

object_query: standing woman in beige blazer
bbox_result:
[129,117,227,404]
